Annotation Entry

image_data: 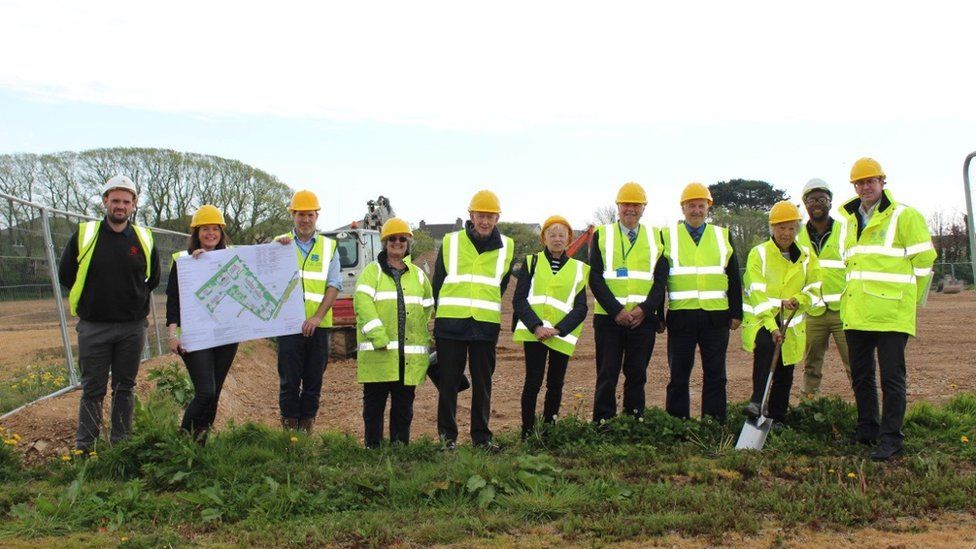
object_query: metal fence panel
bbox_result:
[0,191,188,416]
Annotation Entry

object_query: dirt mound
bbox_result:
[3,290,974,461]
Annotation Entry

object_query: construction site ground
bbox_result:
[2,290,973,459]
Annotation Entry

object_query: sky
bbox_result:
[1,0,974,232]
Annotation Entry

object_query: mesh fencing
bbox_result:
[0,192,188,415]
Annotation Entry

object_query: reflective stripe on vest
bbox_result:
[594,223,661,314]
[68,220,154,317]
[512,252,589,356]
[798,216,847,314]
[435,230,514,324]
[664,223,731,311]
[278,232,336,327]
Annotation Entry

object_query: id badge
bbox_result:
[615,267,629,277]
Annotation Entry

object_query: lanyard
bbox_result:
[617,223,640,261]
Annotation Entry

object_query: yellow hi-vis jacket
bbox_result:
[277,232,337,327]
[838,190,936,335]
[69,220,154,316]
[512,252,590,356]
[662,222,733,311]
[435,229,514,325]
[354,257,434,385]
[592,223,662,315]
[742,240,822,366]
[797,216,849,315]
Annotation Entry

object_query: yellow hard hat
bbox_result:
[380,217,413,240]
[289,189,321,211]
[850,157,885,183]
[615,182,647,205]
[540,215,573,242]
[680,182,713,205]
[769,201,802,224]
[468,190,501,213]
[190,204,225,228]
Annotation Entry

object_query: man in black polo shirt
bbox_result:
[59,175,161,452]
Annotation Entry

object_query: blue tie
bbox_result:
[627,229,637,244]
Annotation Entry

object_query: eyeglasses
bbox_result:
[386,236,409,243]
[804,197,830,206]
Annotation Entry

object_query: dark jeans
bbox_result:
[277,328,330,420]
[180,343,238,434]
[749,328,794,422]
[436,338,496,444]
[592,314,656,422]
[521,341,569,435]
[665,309,730,422]
[75,319,146,450]
[846,329,909,445]
[363,381,416,447]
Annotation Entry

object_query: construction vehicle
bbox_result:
[322,196,395,358]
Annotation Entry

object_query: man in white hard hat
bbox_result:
[797,178,852,397]
[59,175,161,453]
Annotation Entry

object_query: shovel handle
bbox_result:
[758,308,798,417]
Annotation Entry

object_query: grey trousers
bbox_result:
[75,319,146,450]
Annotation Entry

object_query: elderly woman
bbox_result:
[166,205,237,444]
[512,215,589,439]
[742,201,823,424]
[354,217,434,448]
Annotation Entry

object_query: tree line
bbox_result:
[0,148,294,243]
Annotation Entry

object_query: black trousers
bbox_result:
[180,342,239,433]
[665,309,730,422]
[521,341,569,435]
[276,328,330,420]
[436,338,496,444]
[846,329,909,445]
[592,314,656,422]
[363,381,416,448]
[749,328,793,422]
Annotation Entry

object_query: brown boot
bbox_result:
[281,417,299,430]
[297,418,315,433]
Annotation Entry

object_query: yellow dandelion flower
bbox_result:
[71,449,83,455]
[828,469,835,474]
[120,537,128,542]
[12,434,21,441]
[962,436,970,444]
[574,392,584,399]
[61,455,71,462]
[950,383,958,389]
[847,472,856,478]
[289,436,298,443]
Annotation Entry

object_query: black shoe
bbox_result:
[870,441,903,461]
[848,432,877,446]
[474,440,502,454]
[439,439,457,452]
[742,402,761,419]
[770,421,788,432]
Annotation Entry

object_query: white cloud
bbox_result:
[2,0,974,131]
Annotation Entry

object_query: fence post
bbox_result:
[964,152,976,286]
[39,207,79,386]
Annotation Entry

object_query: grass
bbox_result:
[0,362,70,414]
[0,391,974,546]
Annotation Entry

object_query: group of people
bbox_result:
[59,155,935,462]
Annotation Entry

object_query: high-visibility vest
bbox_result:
[592,223,662,315]
[741,240,822,366]
[796,217,848,315]
[277,232,337,327]
[354,258,434,385]
[662,222,733,311]
[68,220,154,317]
[512,252,590,356]
[435,229,514,325]
[838,190,936,336]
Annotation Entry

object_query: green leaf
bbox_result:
[466,475,487,493]
[476,485,496,507]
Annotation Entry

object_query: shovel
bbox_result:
[735,309,797,451]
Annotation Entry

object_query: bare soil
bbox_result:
[3,290,974,461]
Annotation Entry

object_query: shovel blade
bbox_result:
[735,416,772,450]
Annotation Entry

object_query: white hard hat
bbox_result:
[102,175,138,198]
[802,178,831,198]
